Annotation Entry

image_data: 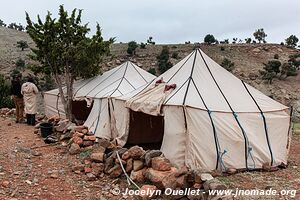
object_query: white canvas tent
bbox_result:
[44,61,156,139]
[125,49,291,171]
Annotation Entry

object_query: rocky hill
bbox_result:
[0,27,299,120]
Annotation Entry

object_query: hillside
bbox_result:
[0,27,299,120]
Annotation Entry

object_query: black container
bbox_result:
[40,122,53,138]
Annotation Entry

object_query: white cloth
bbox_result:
[21,82,39,114]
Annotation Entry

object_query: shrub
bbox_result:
[140,42,146,49]
[127,41,138,56]
[17,40,29,51]
[0,74,14,108]
[260,60,281,84]
[253,28,267,43]
[285,35,299,48]
[220,46,225,51]
[245,38,252,44]
[157,46,172,73]
[15,58,25,70]
[274,54,279,59]
[171,52,179,59]
[147,37,155,45]
[221,58,235,72]
[147,68,156,75]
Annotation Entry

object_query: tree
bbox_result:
[7,23,24,31]
[204,34,216,44]
[140,42,146,49]
[157,46,172,73]
[17,40,29,51]
[26,5,114,120]
[253,28,267,43]
[147,36,155,45]
[0,74,14,108]
[232,38,238,44]
[147,68,156,75]
[245,38,252,44]
[259,60,281,84]
[285,35,299,48]
[221,58,235,72]
[127,41,138,56]
[0,19,6,27]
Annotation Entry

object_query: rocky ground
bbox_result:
[0,114,299,200]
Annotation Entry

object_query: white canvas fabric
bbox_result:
[43,61,156,140]
[126,49,291,171]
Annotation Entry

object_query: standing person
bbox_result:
[11,74,24,123]
[21,76,39,125]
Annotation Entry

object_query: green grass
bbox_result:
[293,123,300,131]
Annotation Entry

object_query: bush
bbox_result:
[140,42,146,49]
[204,34,216,44]
[0,74,14,108]
[245,38,252,44]
[274,54,279,59]
[147,68,156,75]
[220,46,225,51]
[157,46,172,73]
[15,58,25,70]
[17,40,29,51]
[253,28,267,43]
[147,37,155,45]
[171,52,179,59]
[127,41,138,56]
[221,58,235,72]
[260,60,281,84]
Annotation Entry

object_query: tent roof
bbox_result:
[45,61,156,99]
[143,49,287,113]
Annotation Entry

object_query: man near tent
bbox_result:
[21,77,39,125]
[11,74,24,123]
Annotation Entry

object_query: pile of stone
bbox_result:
[68,125,97,154]
[0,108,16,117]
[70,142,230,199]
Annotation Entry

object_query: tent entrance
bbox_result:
[125,111,164,150]
[72,100,93,121]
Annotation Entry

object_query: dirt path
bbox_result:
[0,118,124,200]
[0,117,299,200]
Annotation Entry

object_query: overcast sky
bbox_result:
[1,0,300,44]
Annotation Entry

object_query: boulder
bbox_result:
[151,157,171,171]
[73,136,83,146]
[133,160,144,171]
[108,164,123,178]
[200,173,214,182]
[90,152,104,162]
[97,138,111,148]
[144,167,177,189]
[126,158,133,173]
[130,168,146,182]
[122,145,145,160]
[144,150,162,166]
[162,173,177,189]
[69,143,80,155]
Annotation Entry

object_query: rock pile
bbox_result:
[68,125,96,154]
[70,142,230,200]
[0,108,16,117]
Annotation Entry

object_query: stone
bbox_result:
[50,173,58,179]
[73,136,83,146]
[133,160,144,171]
[91,163,104,176]
[73,132,84,138]
[144,167,177,189]
[104,155,115,174]
[82,129,88,135]
[84,167,92,173]
[73,125,87,132]
[93,145,106,154]
[144,150,162,166]
[2,180,10,187]
[126,158,133,173]
[162,173,177,189]
[69,143,80,155]
[115,158,126,165]
[108,165,123,178]
[139,185,158,199]
[174,166,189,177]
[90,152,104,162]
[97,138,111,148]
[176,174,190,189]
[187,189,205,200]
[226,168,237,175]
[130,168,146,182]
[72,164,84,172]
[200,173,214,182]
[83,135,96,141]
[122,145,145,160]
[82,140,94,147]
[203,179,227,191]
[55,119,70,132]
[86,173,97,181]
[151,157,171,171]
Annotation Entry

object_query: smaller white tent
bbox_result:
[125,49,291,171]
[44,61,156,140]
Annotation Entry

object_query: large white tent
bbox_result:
[44,61,156,139]
[125,49,291,171]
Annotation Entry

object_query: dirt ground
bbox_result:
[0,117,299,200]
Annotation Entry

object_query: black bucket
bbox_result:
[40,122,53,138]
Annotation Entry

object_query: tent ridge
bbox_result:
[92,77,123,98]
[123,77,137,90]
[129,61,148,83]
[183,50,198,105]
[110,61,130,97]
[164,78,189,104]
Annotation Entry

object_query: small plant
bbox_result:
[15,58,25,70]
[17,40,29,51]
[147,68,156,75]
[140,42,146,49]
[147,36,155,45]
[221,58,235,72]
[274,54,279,59]
[79,149,92,158]
[127,41,138,56]
[171,52,179,59]
[220,46,225,51]
[259,60,281,84]
[245,38,252,44]
[157,46,172,73]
